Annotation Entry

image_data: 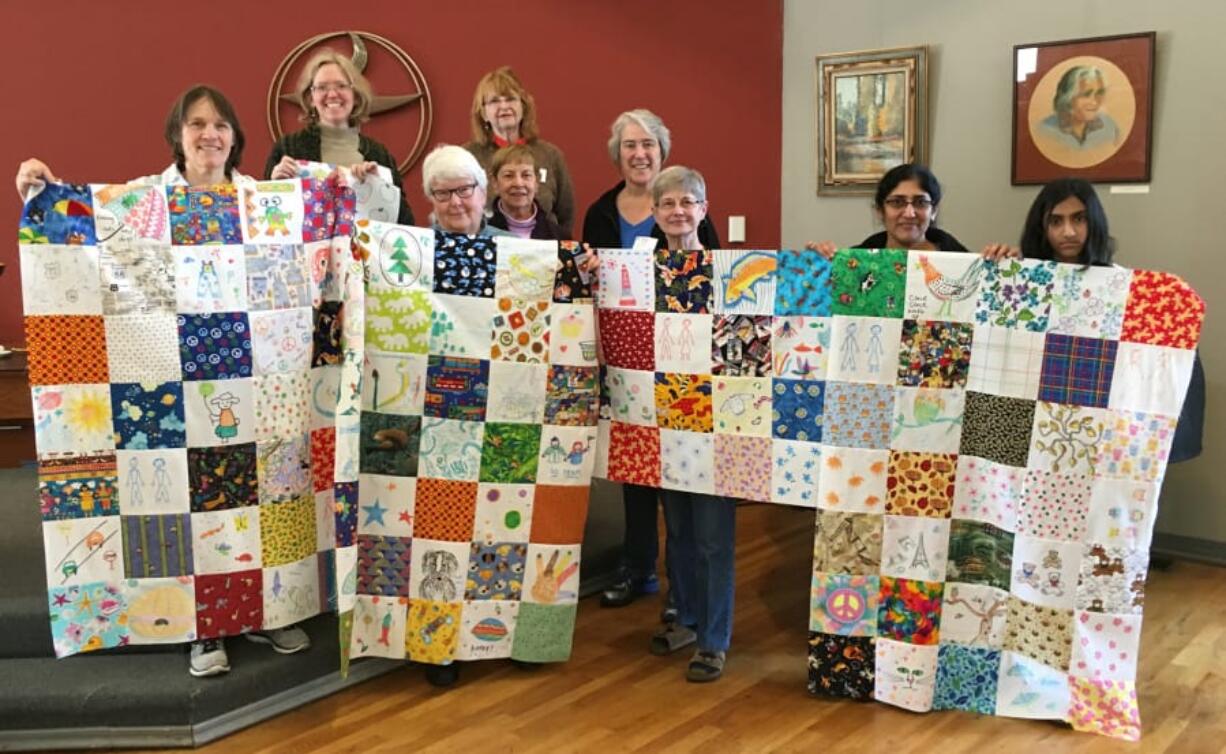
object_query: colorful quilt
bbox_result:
[592,248,1203,740]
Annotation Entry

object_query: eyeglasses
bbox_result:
[656,198,704,212]
[621,139,658,152]
[484,95,520,107]
[882,196,934,211]
[312,83,352,94]
[430,183,479,202]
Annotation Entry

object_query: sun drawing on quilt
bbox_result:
[65,391,111,434]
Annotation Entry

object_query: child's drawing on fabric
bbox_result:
[110,382,186,450]
[418,418,483,482]
[660,429,715,494]
[1009,537,1079,611]
[433,232,496,298]
[491,299,550,362]
[932,644,1000,714]
[191,506,261,574]
[1096,410,1176,482]
[522,544,579,605]
[167,185,241,245]
[596,249,653,311]
[92,184,169,243]
[549,304,598,366]
[772,316,829,380]
[807,633,874,699]
[995,651,1070,719]
[810,573,878,636]
[655,248,713,313]
[874,638,938,711]
[48,582,127,657]
[356,221,433,290]
[816,446,888,513]
[39,452,120,520]
[826,316,902,385]
[822,382,893,449]
[43,516,122,588]
[1049,265,1130,339]
[713,249,776,314]
[19,182,97,245]
[117,449,188,514]
[713,376,771,436]
[356,474,415,539]
[1075,546,1147,615]
[99,243,177,315]
[424,356,489,422]
[966,325,1044,400]
[904,252,985,322]
[456,601,519,660]
[773,440,822,507]
[897,320,972,388]
[1086,478,1158,551]
[974,258,1056,331]
[250,308,312,375]
[240,181,302,242]
[33,385,115,455]
[429,295,496,358]
[712,315,771,376]
[881,515,950,582]
[245,243,311,311]
[654,313,712,373]
[714,434,772,501]
[1108,342,1196,417]
[20,245,104,316]
[606,367,656,426]
[124,577,196,645]
[891,387,964,453]
[1120,270,1205,350]
[813,510,882,574]
[1029,402,1106,475]
[775,249,832,316]
[485,361,547,424]
[537,427,597,486]
[473,484,534,544]
[544,366,599,426]
[349,595,406,659]
[654,373,713,433]
[362,353,426,417]
[939,583,1009,649]
[262,556,321,629]
[494,237,557,301]
[831,249,906,318]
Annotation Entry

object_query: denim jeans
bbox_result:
[620,483,661,580]
[661,490,737,653]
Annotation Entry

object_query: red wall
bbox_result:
[0,1,782,344]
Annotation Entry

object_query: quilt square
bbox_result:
[813,510,883,574]
[168,185,241,245]
[177,312,252,381]
[714,434,772,501]
[474,483,535,543]
[523,544,580,605]
[659,428,715,494]
[110,382,186,450]
[527,485,589,544]
[596,248,653,311]
[262,555,321,629]
[493,237,556,301]
[1038,333,1118,409]
[357,474,415,538]
[105,313,182,384]
[772,439,822,506]
[1076,544,1147,614]
[20,245,104,315]
[26,315,110,386]
[885,451,956,518]
[543,365,599,426]
[491,298,550,363]
[190,506,261,574]
[456,600,519,661]
[537,426,598,486]
[366,288,431,354]
[20,182,96,245]
[877,577,942,645]
[605,421,661,487]
[249,307,313,375]
[1049,264,1131,339]
[120,513,192,577]
[244,242,311,310]
[195,569,262,639]
[896,320,972,388]
[1018,469,1091,541]
[99,242,176,315]
[482,363,545,425]
[772,316,829,380]
[903,252,985,322]
[124,577,197,645]
[465,541,527,599]
[32,385,115,457]
[654,373,713,432]
[479,423,541,483]
[890,386,964,453]
[654,312,713,373]
[880,516,950,582]
[1108,342,1196,417]
[1003,595,1074,671]
[1069,611,1142,682]
[939,582,1009,648]
[965,324,1044,399]
[43,517,121,589]
[185,379,256,448]
[958,392,1033,467]
[310,427,336,493]
[358,413,421,477]
[349,595,407,660]
[598,309,654,370]
[48,582,127,657]
[974,258,1056,331]
[874,638,938,711]
[39,452,120,520]
[253,371,310,442]
[996,650,1071,719]
[713,249,776,314]
[333,484,358,548]
[605,366,657,426]
[311,301,344,367]
[810,573,879,635]
[362,352,427,416]
[434,232,496,297]
[946,519,1014,591]
[933,645,1000,714]
[807,632,874,699]
[1120,269,1204,350]
[711,315,771,376]
[776,249,832,316]
[1010,537,1080,610]
[1068,677,1141,741]
[831,249,907,318]
[817,446,889,513]
[172,245,246,314]
[713,376,772,437]
[510,603,577,663]
[424,355,489,422]
[405,599,463,664]
[239,180,303,243]
[1029,402,1107,475]
[827,316,902,385]
[549,303,598,366]
[413,479,478,541]
[823,382,893,449]
[1096,410,1176,482]
[187,442,258,513]
[357,534,413,596]
[553,241,593,302]
[655,248,713,313]
[260,496,316,567]
[418,419,483,481]
[1086,478,1159,551]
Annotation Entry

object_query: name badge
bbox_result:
[538,168,548,183]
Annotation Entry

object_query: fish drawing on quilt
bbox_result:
[722,252,776,307]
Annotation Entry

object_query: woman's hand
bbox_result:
[579,243,599,273]
[980,243,1020,261]
[804,240,837,260]
[15,159,57,199]
[269,156,300,180]
[348,161,380,181]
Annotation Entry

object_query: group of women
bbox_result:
[14,52,1202,688]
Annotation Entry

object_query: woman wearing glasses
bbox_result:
[463,67,575,237]
[421,145,510,238]
[265,49,415,225]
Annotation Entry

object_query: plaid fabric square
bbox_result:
[25,315,110,385]
[965,325,1044,399]
[1038,334,1117,409]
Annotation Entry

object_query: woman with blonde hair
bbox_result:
[265,48,415,225]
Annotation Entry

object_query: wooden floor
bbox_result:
[142,504,1226,753]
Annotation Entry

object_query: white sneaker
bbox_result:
[189,639,230,677]
[246,625,311,654]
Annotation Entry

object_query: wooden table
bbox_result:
[0,351,35,467]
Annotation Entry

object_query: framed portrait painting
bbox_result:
[1012,32,1155,184]
[816,46,929,195]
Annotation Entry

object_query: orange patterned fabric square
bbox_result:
[414,478,478,541]
[886,451,957,517]
[528,484,590,544]
[1119,270,1205,349]
[25,315,109,385]
[654,373,713,432]
[606,421,661,487]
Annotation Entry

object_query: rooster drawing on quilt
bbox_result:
[916,254,985,318]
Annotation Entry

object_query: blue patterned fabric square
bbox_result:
[178,313,252,380]
[771,379,824,441]
[933,644,1001,714]
[167,186,242,245]
[465,541,528,600]
[434,232,497,297]
[424,356,489,421]
[775,249,832,316]
[121,514,193,577]
[110,382,186,450]
[334,482,358,548]
[1038,333,1117,409]
[19,182,96,245]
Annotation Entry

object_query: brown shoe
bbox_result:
[686,650,726,682]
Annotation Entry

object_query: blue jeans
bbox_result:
[661,490,737,653]
[620,483,661,580]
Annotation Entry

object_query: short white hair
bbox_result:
[651,165,706,204]
[606,109,671,164]
[421,144,487,197]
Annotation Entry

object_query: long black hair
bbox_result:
[1020,178,1114,266]
[164,85,245,180]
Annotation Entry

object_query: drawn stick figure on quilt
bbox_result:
[840,322,859,370]
[127,457,144,508]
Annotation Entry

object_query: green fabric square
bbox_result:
[479,423,541,483]
[510,602,576,662]
[831,249,907,317]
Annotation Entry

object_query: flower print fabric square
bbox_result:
[817,446,889,513]
[771,379,824,441]
[1029,402,1107,475]
[776,250,832,316]
[958,391,1035,467]
[1120,269,1204,350]
[1096,410,1176,482]
[110,382,186,450]
[1038,334,1117,409]
[25,315,110,386]
[713,249,776,314]
[831,249,907,318]
[1018,469,1091,541]
[1067,677,1141,741]
[811,573,879,636]
[654,373,713,432]
[711,315,771,376]
[880,515,950,582]
[655,248,713,313]
[827,316,902,385]
[168,186,242,245]
[358,413,421,477]
[813,510,883,574]
[653,312,712,373]
[714,434,771,501]
[1003,595,1074,671]
[660,428,715,494]
[187,443,258,512]
[885,451,956,518]
[772,439,822,507]
[891,387,964,454]
[713,376,772,436]
[772,316,829,380]
[1049,265,1131,339]
[178,313,252,381]
[877,577,942,645]
[874,639,938,711]
[939,583,1009,649]
[896,320,972,388]
[1075,544,1147,615]
[424,356,488,422]
[823,382,893,449]
[932,645,1000,714]
[808,633,875,699]
[605,422,660,487]
[433,232,497,297]
[598,309,654,370]
[20,182,97,245]
[544,365,599,426]
[974,258,1056,332]
[965,324,1044,399]
[1069,611,1142,682]
[952,456,1021,530]
[479,423,541,483]
[491,298,550,363]
[945,519,1013,591]
[903,251,986,323]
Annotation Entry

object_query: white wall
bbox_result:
[782,0,1224,543]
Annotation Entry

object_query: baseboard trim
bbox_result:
[1152,532,1226,566]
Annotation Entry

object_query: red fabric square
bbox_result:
[311,427,336,493]
[1120,270,1204,350]
[414,478,478,541]
[195,569,263,639]
[25,315,109,385]
[605,421,660,487]
[598,309,654,370]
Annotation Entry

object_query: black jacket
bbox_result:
[857,226,967,251]
[582,181,721,249]
[264,125,415,226]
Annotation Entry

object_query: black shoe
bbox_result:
[511,659,541,671]
[425,663,460,688]
[600,574,660,608]
[660,590,678,624]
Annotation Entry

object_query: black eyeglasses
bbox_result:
[430,183,478,202]
[882,196,934,211]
